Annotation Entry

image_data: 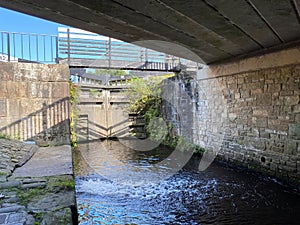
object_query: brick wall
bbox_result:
[163,52,300,184]
[0,62,71,146]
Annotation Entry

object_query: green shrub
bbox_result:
[0,133,10,139]
[69,81,80,148]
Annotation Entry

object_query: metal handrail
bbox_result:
[58,28,179,64]
[0,31,58,63]
[0,29,183,71]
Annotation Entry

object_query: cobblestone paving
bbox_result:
[0,139,76,225]
[0,138,37,225]
[0,139,38,178]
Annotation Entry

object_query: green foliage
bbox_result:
[17,188,45,206]
[0,171,8,176]
[47,176,75,191]
[0,133,10,140]
[125,75,171,114]
[17,176,75,207]
[0,132,21,140]
[193,145,205,154]
[125,74,173,139]
[125,74,173,113]
[166,135,205,154]
[69,81,80,148]
[125,74,205,154]
[69,81,80,105]
[13,133,21,140]
[33,212,43,225]
[157,122,180,148]
[177,136,204,153]
[93,69,127,76]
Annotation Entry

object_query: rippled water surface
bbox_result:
[74,140,300,225]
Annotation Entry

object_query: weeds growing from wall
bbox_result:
[69,81,80,148]
[0,133,10,140]
[125,75,170,138]
[0,132,21,140]
[125,74,205,154]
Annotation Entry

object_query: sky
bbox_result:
[0,7,164,65]
[0,7,64,35]
[0,7,79,63]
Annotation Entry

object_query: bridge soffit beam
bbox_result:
[161,0,300,62]
[0,0,234,63]
[112,0,245,57]
[159,0,262,52]
[0,0,210,63]
[67,0,234,63]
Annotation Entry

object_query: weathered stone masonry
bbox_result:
[164,47,300,184]
[0,62,70,145]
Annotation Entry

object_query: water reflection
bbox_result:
[74,139,300,225]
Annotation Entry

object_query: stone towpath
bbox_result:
[13,145,73,177]
[0,139,76,225]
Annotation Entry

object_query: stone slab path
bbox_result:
[13,145,73,177]
[0,140,76,225]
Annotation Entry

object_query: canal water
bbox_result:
[74,139,300,225]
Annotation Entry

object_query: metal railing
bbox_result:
[58,27,181,70]
[0,31,58,63]
[0,28,186,71]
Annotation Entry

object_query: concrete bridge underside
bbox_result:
[1,0,300,64]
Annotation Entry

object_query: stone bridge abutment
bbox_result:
[163,46,300,184]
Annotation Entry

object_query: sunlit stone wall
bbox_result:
[0,62,70,145]
[163,47,300,184]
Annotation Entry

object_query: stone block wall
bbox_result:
[163,47,300,184]
[0,62,71,145]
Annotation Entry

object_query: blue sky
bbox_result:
[0,7,64,35]
[0,7,162,64]
[0,7,70,62]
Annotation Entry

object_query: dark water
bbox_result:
[74,140,300,225]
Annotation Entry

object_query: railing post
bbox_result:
[43,35,46,62]
[108,37,111,68]
[36,35,39,62]
[29,34,31,61]
[13,33,16,60]
[55,36,59,63]
[21,34,24,59]
[67,28,71,64]
[7,33,10,62]
[145,48,148,62]
[139,48,143,62]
